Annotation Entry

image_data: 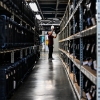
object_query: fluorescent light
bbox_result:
[29,2,38,12]
[36,14,42,20]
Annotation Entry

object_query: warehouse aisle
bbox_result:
[10,52,77,100]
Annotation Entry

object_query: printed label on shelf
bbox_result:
[91,44,95,53]
[92,90,96,97]
[6,75,8,79]
[25,49,27,56]
[11,51,14,63]
[13,81,16,89]
[14,70,16,74]
[86,44,90,51]
[93,60,97,70]
[11,72,13,75]
[20,49,23,58]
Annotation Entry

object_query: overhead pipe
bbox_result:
[55,0,59,18]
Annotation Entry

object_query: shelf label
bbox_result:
[25,49,27,56]
[14,70,16,74]
[11,51,14,63]
[11,14,14,21]
[20,49,23,59]
[29,47,31,54]
[6,74,8,79]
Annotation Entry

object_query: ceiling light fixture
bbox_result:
[29,2,39,12]
[36,14,42,20]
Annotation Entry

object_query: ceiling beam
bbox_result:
[42,11,64,13]
[42,11,64,15]
[43,12,63,15]
[38,0,67,2]
[55,0,59,18]
[39,2,67,4]
[39,24,60,26]
[38,0,56,1]
[34,11,64,15]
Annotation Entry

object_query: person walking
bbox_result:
[48,25,57,60]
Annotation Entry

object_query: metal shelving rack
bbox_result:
[0,0,38,64]
[0,1,40,100]
[59,0,97,100]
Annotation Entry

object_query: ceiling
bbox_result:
[26,0,68,30]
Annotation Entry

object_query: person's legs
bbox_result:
[48,45,50,58]
[51,46,53,58]
[48,45,53,58]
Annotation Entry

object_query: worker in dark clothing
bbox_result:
[48,26,57,59]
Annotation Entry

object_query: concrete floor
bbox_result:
[10,52,77,100]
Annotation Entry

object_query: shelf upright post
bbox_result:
[63,30,64,40]
[79,3,83,99]
[69,3,71,37]
[97,1,100,100]
[73,0,76,83]
[62,30,63,40]
[69,41,71,72]
[66,41,68,67]
[34,26,35,46]
[69,2,71,73]
[65,11,67,39]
